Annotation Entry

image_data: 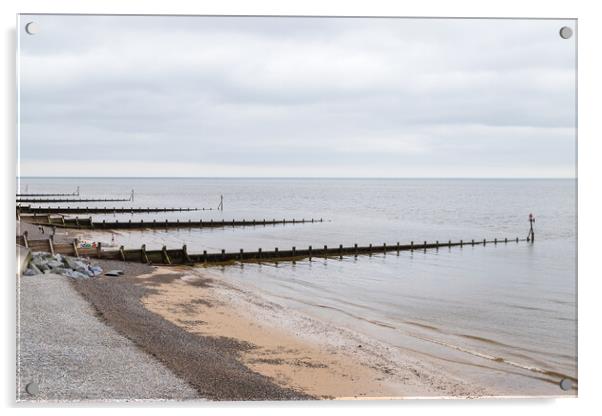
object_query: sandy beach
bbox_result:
[144,267,496,399]
[71,262,490,400]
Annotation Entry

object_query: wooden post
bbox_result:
[339,244,343,259]
[396,242,400,254]
[258,248,262,260]
[141,244,149,263]
[369,243,372,256]
[162,245,171,264]
[528,213,535,243]
[354,243,358,258]
[308,246,312,261]
[73,241,80,257]
[183,244,191,263]
[119,245,125,261]
[411,241,414,251]
[324,245,327,259]
[292,246,296,257]
[239,248,244,261]
[483,238,486,246]
[424,241,427,251]
[221,249,225,261]
[47,238,54,255]
[435,241,439,250]
[494,238,497,244]
[505,237,508,243]
[383,243,386,255]
[203,250,208,264]
[472,239,475,246]
[96,242,101,259]
[275,247,279,258]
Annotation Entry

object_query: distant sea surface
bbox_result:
[18,177,577,394]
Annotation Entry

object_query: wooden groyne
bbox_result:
[21,216,325,230]
[16,197,132,203]
[16,234,75,257]
[16,186,80,197]
[17,235,528,265]
[17,206,211,215]
[17,192,78,197]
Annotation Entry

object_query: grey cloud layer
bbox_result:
[19,16,576,177]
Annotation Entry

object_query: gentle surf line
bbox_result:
[410,332,576,383]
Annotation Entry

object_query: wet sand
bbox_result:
[109,265,488,399]
[140,269,403,399]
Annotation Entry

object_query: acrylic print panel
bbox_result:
[16,15,577,402]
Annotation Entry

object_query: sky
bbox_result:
[18,15,576,178]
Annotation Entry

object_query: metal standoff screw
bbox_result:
[25,22,39,35]
[559,378,573,391]
[559,26,573,39]
[25,382,39,395]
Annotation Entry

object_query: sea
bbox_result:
[18,177,577,395]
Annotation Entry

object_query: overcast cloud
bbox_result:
[18,15,576,177]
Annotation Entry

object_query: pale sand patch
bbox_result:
[139,267,486,399]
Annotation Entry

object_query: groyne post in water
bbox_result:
[527,213,536,243]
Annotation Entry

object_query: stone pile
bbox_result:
[24,252,103,279]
